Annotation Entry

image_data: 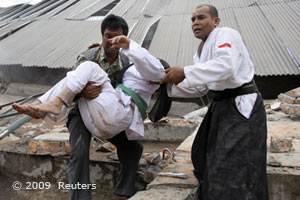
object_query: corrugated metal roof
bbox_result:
[150,0,300,76]
[106,0,136,17]
[0,20,33,40]
[0,0,299,76]
[52,0,100,19]
[122,0,146,19]
[128,15,160,44]
[149,14,198,67]
[38,0,80,20]
[0,20,102,68]
[68,0,115,20]
[142,0,172,16]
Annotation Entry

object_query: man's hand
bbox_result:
[79,81,102,99]
[160,66,185,85]
[108,35,130,49]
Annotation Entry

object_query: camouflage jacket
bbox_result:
[74,44,131,87]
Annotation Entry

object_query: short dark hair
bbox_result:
[196,4,218,18]
[101,14,129,36]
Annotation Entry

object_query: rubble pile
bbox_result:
[277,87,300,116]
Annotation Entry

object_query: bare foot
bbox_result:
[30,97,63,115]
[12,103,42,119]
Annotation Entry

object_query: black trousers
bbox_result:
[192,93,269,200]
[67,107,143,200]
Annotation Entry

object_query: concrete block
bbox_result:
[270,137,293,153]
[34,132,69,141]
[176,127,199,152]
[285,87,300,98]
[27,133,70,154]
[270,101,281,111]
[130,188,196,200]
[278,93,295,104]
[64,141,71,154]
[0,134,20,144]
[28,141,37,153]
[294,98,300,104]
[39,141,62,153]
[143,119,199,142]
[295,105,300,115]
[281,104,300,116]
[39,141,51,153]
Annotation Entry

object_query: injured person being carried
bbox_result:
[12,35,164,140]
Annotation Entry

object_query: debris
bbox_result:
[270,137,294,153]
[0,134,20,144]
[22,130,35,139]
[270,101,281,111]
[158,172,188,179]
[282,167,289,172]
[144,152,161,165]
[276,87,300,116]
[268,156,281,167]
[278,93,294,104]
[183,107,208,119]
[162,148,176,163]
[267,112,288,121]
[94,142,116,153]
[107,153,118,161]
[139,158,148,166]
[281,104,300,116]
[266,108,275,114]
[284,87,300,99]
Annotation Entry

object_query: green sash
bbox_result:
[117,84,147,120]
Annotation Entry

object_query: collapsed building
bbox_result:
[0,0,300,199]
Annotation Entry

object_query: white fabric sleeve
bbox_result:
[167,79,208,98]
[122,40,164,82]
[184,30,242,87]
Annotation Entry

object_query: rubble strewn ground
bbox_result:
[0,87,300,199]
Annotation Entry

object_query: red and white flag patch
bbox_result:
[218,43,231,48]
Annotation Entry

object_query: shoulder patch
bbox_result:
[218,43,231,48]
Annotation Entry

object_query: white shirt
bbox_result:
[39,40,164,140]
[169,27,257,119]
[121,40,164,139]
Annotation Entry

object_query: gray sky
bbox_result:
[0,0,42,8]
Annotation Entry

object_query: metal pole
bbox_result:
[0,115,32,139]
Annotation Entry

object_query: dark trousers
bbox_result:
[67,107,143,200]
[192,93,269,200]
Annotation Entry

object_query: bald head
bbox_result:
[196,4,218,18]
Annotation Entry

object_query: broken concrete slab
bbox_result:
[270,100,281,111]
[143,119,199,142]
[183,107,208,119]
[270,137,294,153]
[28,132,70,154]
[129,187,197,200]
[267,111,289,121]
[33,132,69,141]
[281,103,300,116]
[278,93,295,104]
[284,87,300,99]
[176,124,200,152]
[0,134,20,144]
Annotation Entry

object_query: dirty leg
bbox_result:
[31,85,76,116]
[30,96,64,115]
[12,103,42,119]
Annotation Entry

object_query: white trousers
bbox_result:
[39,61,133,139]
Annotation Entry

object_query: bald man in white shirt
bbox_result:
[162,4,269,200]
